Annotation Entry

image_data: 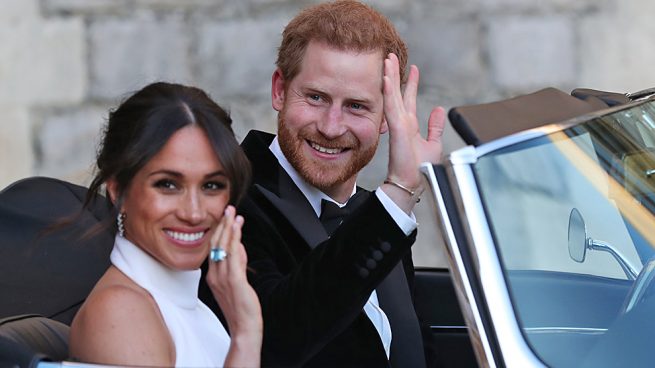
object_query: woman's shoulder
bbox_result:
[79,266,156,316]
[69,267,174,366]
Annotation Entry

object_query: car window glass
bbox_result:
[472,101,655,367]
[476,132,641,278]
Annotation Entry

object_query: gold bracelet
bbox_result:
[383,179,416,196]
[383,179,421,203]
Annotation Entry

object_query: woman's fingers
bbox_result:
[210,214,225,250]
[231,215,245,261]
[208,206,249,284]
[208,206,234,279]
[218,206,235,253]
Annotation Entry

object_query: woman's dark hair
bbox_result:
[85,82,251,231]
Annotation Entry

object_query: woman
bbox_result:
[69,82,262,367]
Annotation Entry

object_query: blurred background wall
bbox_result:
[2,0,655,267]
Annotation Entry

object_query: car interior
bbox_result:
[0,177,476,367]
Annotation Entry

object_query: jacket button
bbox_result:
[371,250,383,261]
[358,267,370,278]
[365,259,377,270]
[379,241,391,253]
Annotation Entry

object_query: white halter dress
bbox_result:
[110,235,230,367]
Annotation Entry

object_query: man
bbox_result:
[201,1,445,366]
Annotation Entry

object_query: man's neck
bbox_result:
[269,136,357,212]
[320,180,356,204]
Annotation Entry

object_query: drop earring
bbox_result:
[117,212,126,237]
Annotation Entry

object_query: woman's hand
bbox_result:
[206,205,262,366]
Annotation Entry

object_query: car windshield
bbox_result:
[474,100,655,367]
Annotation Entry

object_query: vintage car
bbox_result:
[2,87,655,367]
[420,86,655,367]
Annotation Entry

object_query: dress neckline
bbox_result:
[110,235,201,309]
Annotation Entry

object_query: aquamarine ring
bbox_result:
[210,247,228,262]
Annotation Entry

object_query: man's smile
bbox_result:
[309,141,347,155]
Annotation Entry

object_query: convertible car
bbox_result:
[2,86,654,367]
[422,86,655,367]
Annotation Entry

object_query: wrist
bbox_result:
[229,329,263,350]
[383,178,421,203]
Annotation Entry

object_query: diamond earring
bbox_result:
[117,212,126,237]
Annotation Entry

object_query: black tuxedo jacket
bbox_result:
[200,130,427,367]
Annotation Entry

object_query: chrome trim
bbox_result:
[587,238,639,280]
[449,146,479,165]
[524,327,607,335]
[420,163,495,368]
[473,129,551,158]
[448,161,546,367]
[626,87,655,100]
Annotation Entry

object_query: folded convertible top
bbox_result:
[449,87,633,146]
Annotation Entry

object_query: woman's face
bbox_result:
[112,125,230,270]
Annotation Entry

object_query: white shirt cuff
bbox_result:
[375,187,417,236]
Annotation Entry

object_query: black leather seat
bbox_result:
[0,177,114,325]
[0,177,115,367]
[0,314,69,368]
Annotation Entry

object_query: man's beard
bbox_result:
[277,112,378,192]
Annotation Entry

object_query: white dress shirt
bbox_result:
[269,137,418,357]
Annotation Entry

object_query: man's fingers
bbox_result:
[403,65,419,114]
[426,106,446,142]
[383,54,405,129]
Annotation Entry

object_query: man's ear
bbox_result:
[106,178,120,207]
[271,68,286,112]
[379,117,389,134]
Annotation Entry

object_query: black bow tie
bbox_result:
[319,190,367,236]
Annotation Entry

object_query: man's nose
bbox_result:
[317,105,347,138]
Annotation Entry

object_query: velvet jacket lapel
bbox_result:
[241,131,328,248]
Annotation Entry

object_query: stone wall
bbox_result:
[2,0,655,266]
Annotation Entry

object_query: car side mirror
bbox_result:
[568,208,587,263]
[567,207,638,279]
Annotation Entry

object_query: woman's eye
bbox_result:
[204,181,228,191]
[154,179,177,190]
[309,94,321,102]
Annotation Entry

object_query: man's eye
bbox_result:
[154,179,177,190]
[350,103,363,110]
[309,94,321,101]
